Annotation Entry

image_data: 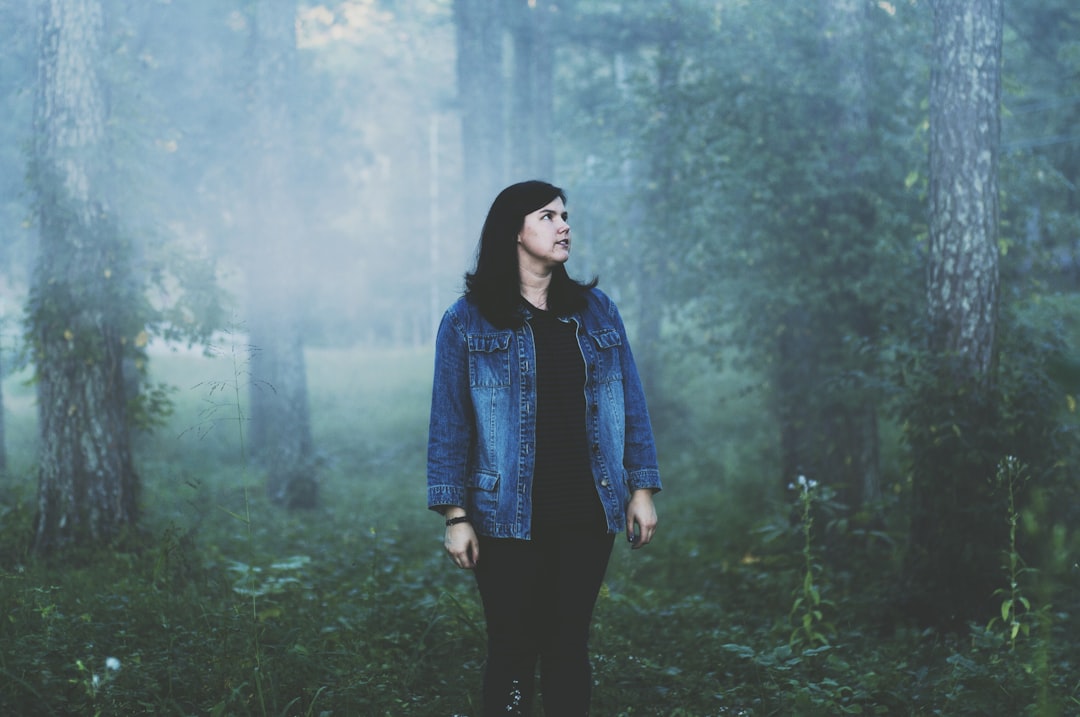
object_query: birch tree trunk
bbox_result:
[244,0,317,509]
[30,0,139,551]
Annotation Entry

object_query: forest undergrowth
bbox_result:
[0,346,1077,716]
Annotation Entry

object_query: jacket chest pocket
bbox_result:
[467,331,513,387]
[588,328,623,383]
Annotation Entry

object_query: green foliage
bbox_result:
[128,380,176,433]
[3,346,1077,715]
[2,0,1080,712]
[788,476,837,652]
[898,301,1080,627]
[986,457,1040,650]
[560,0,930,508]
[17,0,229,440]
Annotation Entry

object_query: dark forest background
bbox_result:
[1,0,1079,714]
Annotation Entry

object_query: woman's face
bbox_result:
[517,197,571,275]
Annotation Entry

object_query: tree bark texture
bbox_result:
[927,0,1002,377]
[903,0,1004,627]
[454,0,505,226]
[508,0,554,181]
[30,0,139,551]
[244,0,317,508]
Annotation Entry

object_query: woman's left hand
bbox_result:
[626,489,658,549]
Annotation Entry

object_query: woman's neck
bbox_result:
[520,268,552,311]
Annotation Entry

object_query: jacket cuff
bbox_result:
[627,468,662,493]
[428,485,467,511]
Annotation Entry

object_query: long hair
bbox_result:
[464,180,598,328]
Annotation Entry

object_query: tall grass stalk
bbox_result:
[987,456,1032,650]
[194,329,270,715]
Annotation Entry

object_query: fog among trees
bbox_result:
[1,0,1079,714]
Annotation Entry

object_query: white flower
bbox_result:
[105,657,121,671]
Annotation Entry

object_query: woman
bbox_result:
[427,180,661,716]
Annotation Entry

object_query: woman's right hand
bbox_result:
[445,520,480,569]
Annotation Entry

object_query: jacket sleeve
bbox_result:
[604,293,663,494]
[426,309,474,512]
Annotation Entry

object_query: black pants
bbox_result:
[474,526,615,717]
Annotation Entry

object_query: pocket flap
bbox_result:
[589,328,622,350]
[468,470,500,491]
[467,332,511,353]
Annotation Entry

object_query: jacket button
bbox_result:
[590,404,599,414]
[591,443,600,453]
[600,479,610,487]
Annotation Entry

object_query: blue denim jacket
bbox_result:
[427,288,662,538]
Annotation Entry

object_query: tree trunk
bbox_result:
[774,309,814,487]
[818,0,883,513]
[926,2,1001,371]
[0,342,6,476]
[904,0,1003,627]
[30,0,139,552]
[508,0,554,181]
[454,0,505,225]
[632,35,681,393]
[244,0,317,508]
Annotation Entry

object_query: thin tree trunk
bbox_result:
[244,0,316,508]
[819,0,883,512]
[30,0,139,551]
[633,35,681,392]
[0,341,6,475]
[774,310,814,487]
[508,0,553,180]
[454,0,505,225]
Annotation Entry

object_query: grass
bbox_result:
[1,344,1079,716]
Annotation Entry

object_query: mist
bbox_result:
[2,0,1079,714]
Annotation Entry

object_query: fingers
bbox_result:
[444,524,479,569]
[467,535,479,566]
[626,491,658,550]
[628,513,657,548]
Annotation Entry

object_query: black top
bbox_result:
[526,302,607,533]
